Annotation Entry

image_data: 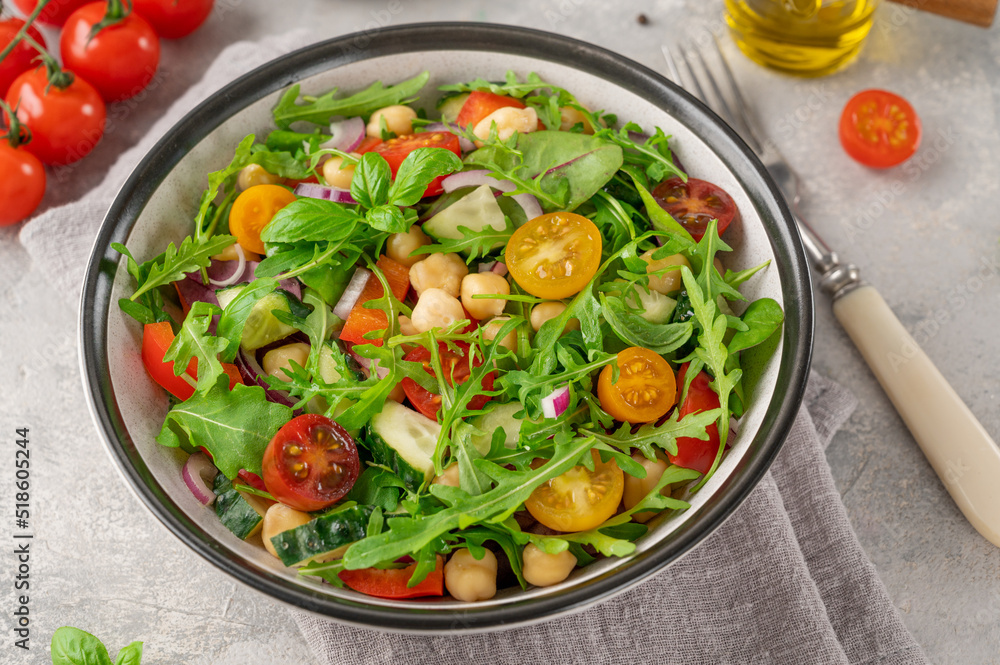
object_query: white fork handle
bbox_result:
[833,285,1000,547]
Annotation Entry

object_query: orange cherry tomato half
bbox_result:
[669,363,721,475]
[525,450,624,533]
[651,177,738,242]
[401,342,494,420]
[262,414,361,513]
[505,211,603,300]
[839,89,921,169]
[339,556,445,599]
[371,131,462,197]
[597,347,676,424]
[228,184,297,254]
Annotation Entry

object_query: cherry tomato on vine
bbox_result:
[262,414,361,513]
[597,347,676,424]
[651,177,739,242]
[0,141,46,226]
[525,450,624,532]
[228,184,298,254]
[131,0,214,39]
[669,363,722,475]
[0,19,47,97]
[12,0,91,26]
[839,89,921,169]
[505,211,602,300]
[4,66,107,165]
[60,2,161,102]
[371,131,461,197]
[401,343,494,420]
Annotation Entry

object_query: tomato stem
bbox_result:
[0,0,51,64]
[87,0,131,45]
[21,33,76,91]
[0,98,31,149]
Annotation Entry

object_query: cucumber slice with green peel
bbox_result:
[470,401,524,454]
[626,287,677,325]
[367,401,441,491]
[216,284,244,311]
[213,474,264,540]
[239,289,308,352]
[422,185,507,246]
[269,504,375,567]
[437,92,470,124]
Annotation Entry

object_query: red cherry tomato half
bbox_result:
[262,414,360,512]
[141,322,241,400]
[131,0,214,39]
[0,19,47,97]
[651,177,739,242]
[12,0,91,26]
[668,363,722,475]
[456,90,526,130]
[839,89,921,169]
[5,66,107,166]
[339,556,445,599]
[0,142,46,226]
[60,2,161,103]
[401,343,494,420]
[354,135,383,154]
[371,132,462,197]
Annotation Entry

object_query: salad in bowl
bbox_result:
[111,68,784,604]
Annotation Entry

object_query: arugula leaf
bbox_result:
[272,71,430,129]
[388,147,463,207]
[193,135,255,242]
[162,301,227,395]
[156,377,292,479]
[581,408,721,460]
[248,144,312,180]
[728,297,784,354]
[599,292,693,355]
[215,278,279,361]
[51,627,113,665]
[350,153,391,209]
[119,234,234,303]
[112,243,170,325]
[460,522,529,588]
[410,217,515,262]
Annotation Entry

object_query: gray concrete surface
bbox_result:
[1,0,998,663]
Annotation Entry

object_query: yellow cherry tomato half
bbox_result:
[505,211,602,300]
[525,450,624,532]
[598,347,676,424]
[228,184,297,254]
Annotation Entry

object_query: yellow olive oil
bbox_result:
[725,0,879,76]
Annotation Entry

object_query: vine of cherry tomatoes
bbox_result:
[0,0,215,226]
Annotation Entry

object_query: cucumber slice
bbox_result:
[241,289,306,352]
[213,474,263,540]
[626,286,677,325]
[423,185,506,246]
[367,401,441,491]
[215,284,244,311]
[470,401,524,454]
[437,92,470,124]
[309,342,358,433]
[269,504,375,566]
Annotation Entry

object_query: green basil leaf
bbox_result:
[600,293,693,355]
[365,204,409,233]
[260,198,363,243]
[389,147,463,207]
[51,627,113,665]
[351,153,392,209]
[113,642,143,665]
[728,297,784,354]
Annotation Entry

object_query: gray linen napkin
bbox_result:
[19,32,927,665]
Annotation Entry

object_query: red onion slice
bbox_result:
[294,182,358,205]
[491,261,509,277]
[182,452,218,506]
[541,385,571,419]
[322,116,365,153]
[235,349,297,408]
[442,169,516,194]
[511,193,542,221]
[348,346,389,380]
[208,244,247,288]
[333,267,371,320]
[478,261,496,273]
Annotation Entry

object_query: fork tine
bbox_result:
[660,44,683,84]
[708,34,766,154]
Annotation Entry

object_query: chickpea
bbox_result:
[261,503,313,558]
[237,163,282,191]
[558,106,596,134]
[322,153,359,190]
[409,252,468,298]
[386,226,432,267]
[641,250,690,295]
[367,104,417,138]
[461,273,510,321]
[398,314,418,336]
[411,288,465,333]
[482,316,518,352]
[623,451,672,523]
[445,548,497,602]
[262,343,310,380]
[473,106,539,142]
[522,543,577,587]
[530,301,580,334]
[387,381,406,403]
[433,463,460,488]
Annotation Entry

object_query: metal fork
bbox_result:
[662,38,1000,548]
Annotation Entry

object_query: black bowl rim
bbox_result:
[80,22,813,632]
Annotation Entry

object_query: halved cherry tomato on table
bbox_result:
[228,184,297,254]
[525,450,624,533]
[261,413,360,512]
[0,141,46,226]
[371,131,461,197]
[401,342,494,420]
[669,363,721,475]
[839,89,921,169]
[60,2,161,103]
[5,66,107,166]
[0,19,47,97]
[651,177,738,242]
[505,211,603,300]
[339,256,411,346]
[12,0,91,26]
[456,90,526,130]
[339,556,445,599]
[597,347,676,424]
[131,0,214,39]
[141,322,241,401]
